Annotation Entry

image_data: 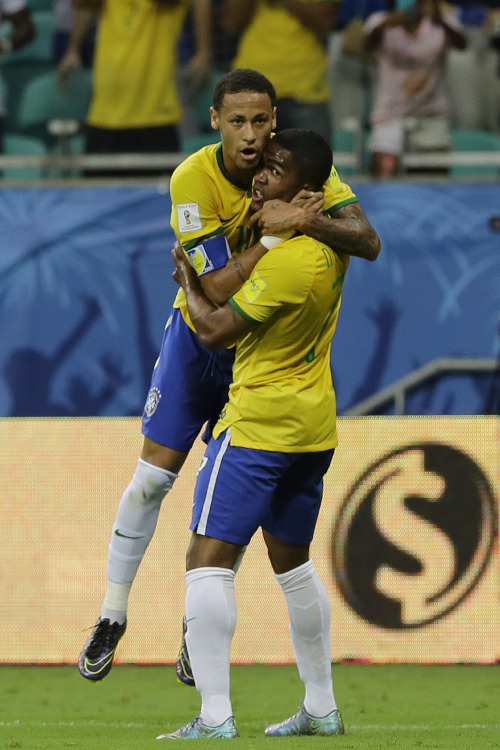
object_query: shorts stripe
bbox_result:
[198,427,232,535]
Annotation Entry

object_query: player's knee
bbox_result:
[131,457,177,506]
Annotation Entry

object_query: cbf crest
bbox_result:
[144,386,161,418]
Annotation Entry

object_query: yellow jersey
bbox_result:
[213,237,349,452]
[88,0,190,129]
[170,142,357,329]
[232,0,341,104]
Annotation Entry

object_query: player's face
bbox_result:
[250,140,302,211]
[211,92,276,183]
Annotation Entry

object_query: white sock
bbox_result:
[101,458,176,623]
[275,559,337,718]
[185,567,236,727]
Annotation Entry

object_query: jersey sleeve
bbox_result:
[229,238,313,324]
[169,158,225,250]
[323,165,359,216]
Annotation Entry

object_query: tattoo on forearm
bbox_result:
[231,306,242,325]
[234,258,246,284]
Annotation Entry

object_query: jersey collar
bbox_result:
[216,144,253,193]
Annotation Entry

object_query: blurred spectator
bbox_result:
[365,0,467,177]
[326,0,388,140]
[211,0,240,72]
[492,8,500,57]
[58,0,193,177]
[445,2,500,131]
[222,0,340,142]
[177,0,241,140]
[0,0,35,153]
[53,0,95,67]
[177,0,212,141]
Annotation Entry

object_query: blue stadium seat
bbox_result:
[15,69,92,146]
[3,62,55,133]
[3,133,47,179]
[451,129,500,177]
[26,0,53,10]
[181,132,221,154]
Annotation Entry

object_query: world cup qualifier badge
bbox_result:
[144,386,161,418]
[331,443,496,630]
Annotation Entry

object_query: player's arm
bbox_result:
[1,7,35,54]
[57,5,98,87]
[281,0,339,34]
[222,0,258,34]
[199,240,271,307]
[199,195,324,304]
[250,199,381,261]
[172,243,257,350]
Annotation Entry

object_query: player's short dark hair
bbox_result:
[213,69,276,111]
[272,129,333,191]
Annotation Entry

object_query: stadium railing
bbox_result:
[343,357,500,416]
[0,148,365,178]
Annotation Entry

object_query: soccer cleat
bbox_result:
[156,716,239,740]
[78,617,126,681]
[264,704,345,736]
[175,616,195,687]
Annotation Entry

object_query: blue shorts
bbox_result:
[191,429,335,546]
[142,308,234,452]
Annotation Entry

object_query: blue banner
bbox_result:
[0,182,499,417]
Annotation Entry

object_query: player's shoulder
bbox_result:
[323,164,359,211]
[172,143,220,183]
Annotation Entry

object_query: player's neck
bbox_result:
[221,150,255,189]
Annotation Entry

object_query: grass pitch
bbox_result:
[1,664,499,749]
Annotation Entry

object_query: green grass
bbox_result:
[0,664,499,749]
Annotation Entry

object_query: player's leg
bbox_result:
[78,439,179,681]
[159,431,279,738]
[261,451,344,736]
[79,310,234,681]
[158,535,243,739]
[368,119,404,178]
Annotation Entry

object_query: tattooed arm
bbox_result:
[172,243,257,350]
[250,200,381,261]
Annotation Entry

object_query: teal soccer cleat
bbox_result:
[264,704,345,736]
[157,716,238,740]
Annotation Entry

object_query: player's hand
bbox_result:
[249,196,320,238]
[57,49,83,91]
[172,241,198,289]
[291,189,325,214]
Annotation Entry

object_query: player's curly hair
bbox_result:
[272,129,333,192]
[213,69,277,111]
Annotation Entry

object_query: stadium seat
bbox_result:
[333,117,365,175]
[181,132,221,154]
[451,129,500,177]
[447,31,500,133]
[197,72,220,129]
[3,133,47,179]
[26,0,53,10]
[2,61,55,133]
[15,69,92,148]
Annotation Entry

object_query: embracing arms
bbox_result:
[249,199,381,261]
[172,244,256,350]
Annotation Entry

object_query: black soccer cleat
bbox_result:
[78,617,126,681]
[175,616,195,687]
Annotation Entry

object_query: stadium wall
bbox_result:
[0,182,499,418]
[1,415,498,665]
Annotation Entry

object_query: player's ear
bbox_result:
[210,107,220,131]
[271,107,277,130]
